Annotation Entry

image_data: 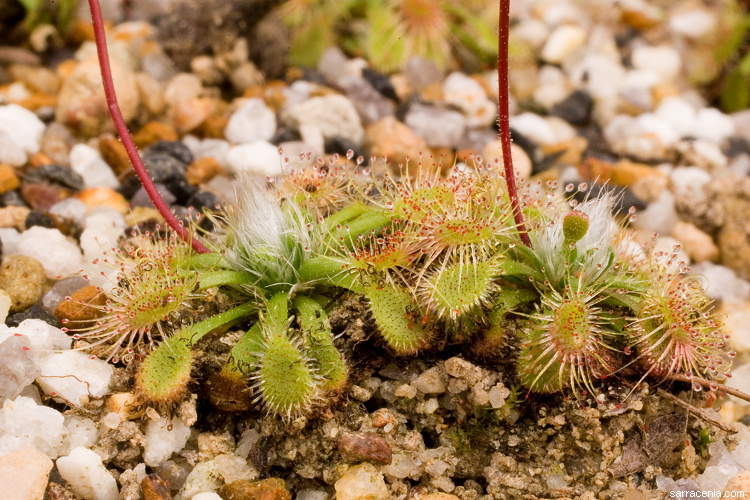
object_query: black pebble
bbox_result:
[142,152,188,185]
[723,136,750,159]
[508,127,546,174]
[0,190,28,208]
[325,136,363,159]
[551,89,594,126]
[7,303,62,328]
[186,190,221,211]
[26,164,85,191]
[270,127,302,145]
[117,176,143,200]
[25,211,56,229]
[130,184,176,208]
[165,178,198,205]
[362,68,399,102]
[146,140,194,165]
[300,67,328,86]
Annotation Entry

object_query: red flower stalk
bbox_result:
[87,0,209,254]
[498,0,531,247]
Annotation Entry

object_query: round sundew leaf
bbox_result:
[365,285,431,355]
[255,332,319,419]
[135,337,193,405]
[421,260,499,319]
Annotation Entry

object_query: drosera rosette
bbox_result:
[63,228,210,364]
[273,151,353,213]
[517,280,623,395]
[216,174,317,295]
[626,256,735,392]
[520,188,632,290]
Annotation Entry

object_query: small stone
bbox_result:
[40,122,73,166]
[75,187,128,214]
[21,183,69,213]
[0,446,53,500]
[0,290,10,323]
[218,478,290,500]
[56,56,139,137]
[691,108,736,145]
[413,367,446,394]
[481,140,532,181]
[63,415,98,451]
[342,78,395,126]
[225,141,282,177]
[540,24,587,64]
[213,454,257,484]
[69,144,120,190]
[338,432,392,465]
[6,303,61,328]
[281,94,364,145]
[157,461,189,493]
[0,104,45,167]
[106,392,144,421]
[186,190,221,211]
[8,318,70,352]
[16,226,83,279]
[136,73,166,116]
[0,396,66,458]
[0,335,39,399]
[79,208,127,259]
[197,432,235,462]
[671,222,719,263]
[19,213,47,236]
[334,463,389,500]
[178,461,222,499]
[0,205,30,230]
[130,183,176,208]
[57,446,119,500]
[0,190,28,208]
[365,116,432,174]
[0,164,19,194]
[132,122,179,149]
[186,156,225,186]
[98,135,132,177]
[404,104,466,150]
[691,262,750,304]
[192,493,221,500]
[551,89,593,126]
[632,45,682,83]
[0,255,46,312]
[723,470,750,495]
[142,151,188,184]
[225,98,277,144]
[36,351,114,406]
[9,65,60,95]
[632,189,677,237]
[229,61,265,93]
[175,97,215,134]
[28,153,53,168]
[143,417,191,467]
[362,68,399,101]
[403,57,443,90]
[182,137,231,168]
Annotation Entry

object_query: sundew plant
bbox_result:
[78,0,745,420]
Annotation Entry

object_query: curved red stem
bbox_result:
[498,0,531,248]
[88,0,210,254]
